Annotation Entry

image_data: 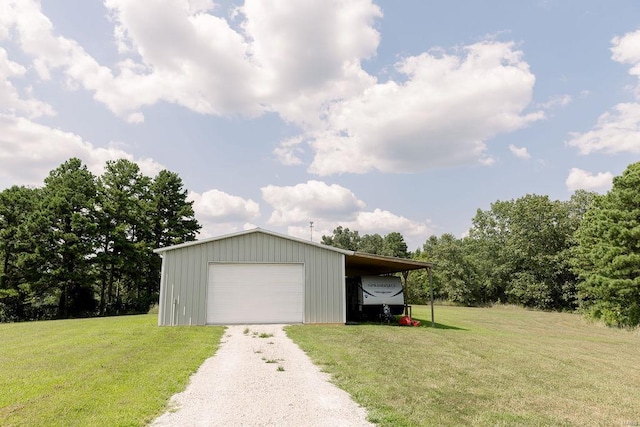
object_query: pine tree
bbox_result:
[96,159,151,314]
[573,162,640,327]
[25,158,99,318]
[0,186,39,320]
[145,170,200,307]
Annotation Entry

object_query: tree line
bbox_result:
[0,158,199,322]
[322,161,640,327]
[4,157,638,327]
[321,228,410,258]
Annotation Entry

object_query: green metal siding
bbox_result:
[158,231,345,325]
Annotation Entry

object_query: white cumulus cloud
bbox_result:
[189,189,260,223]
[286,208,432,250]
[263,180,432,248]
[348,209,430,238]
[188,189,261,238]
[105,0,261,117]
[566,103,640,155]
[537,94,572,109]
[273,136,304,166]
[3,1,543,176]
[242,0,381,126]
[509,144,531,159]
[2,0,380,122]
[568,29,640,155]
[5,1,124,111]
[611,28,640,90]
[306,41,543,175]
[0,48,55,118]
[261,180,366,225]
[565,168,613,192]
[0,114,164,188]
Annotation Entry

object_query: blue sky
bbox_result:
[1,0,640,250]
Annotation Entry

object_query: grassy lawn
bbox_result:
[0,314,224,427]
[287,305,640,427]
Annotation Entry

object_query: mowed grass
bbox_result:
[0,314,224,427]
[287,305,640,426]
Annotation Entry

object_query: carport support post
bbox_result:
[428,267,435,327]
[401,270,409,316]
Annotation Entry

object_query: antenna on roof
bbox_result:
[310,221,314,242]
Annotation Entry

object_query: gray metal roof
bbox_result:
[345,252,432,276]
[154,227,432,274]
[153,227,354,255]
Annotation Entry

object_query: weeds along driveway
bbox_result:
[150,324,374,427]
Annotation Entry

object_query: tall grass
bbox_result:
[287,305,640,426]
[0,314,224,427]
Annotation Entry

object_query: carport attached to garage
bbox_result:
[154,228,433,326]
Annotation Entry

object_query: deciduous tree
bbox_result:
[359,233,384,255]
[382,232,409,258]
[414,234,483,305]
[321,226,361,251]
[468,194,584,310]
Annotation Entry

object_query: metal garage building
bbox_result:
[154,228,431,326]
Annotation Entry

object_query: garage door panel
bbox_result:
[207,263,304,324]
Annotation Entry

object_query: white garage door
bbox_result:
[207,263,304,324]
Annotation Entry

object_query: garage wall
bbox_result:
[157,231,346,325]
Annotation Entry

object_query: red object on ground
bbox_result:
[398,315,411,326]
[399,316,420,327]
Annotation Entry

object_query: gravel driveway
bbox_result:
[150,324,374,426]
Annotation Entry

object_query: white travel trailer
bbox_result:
[346,275,405,321]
